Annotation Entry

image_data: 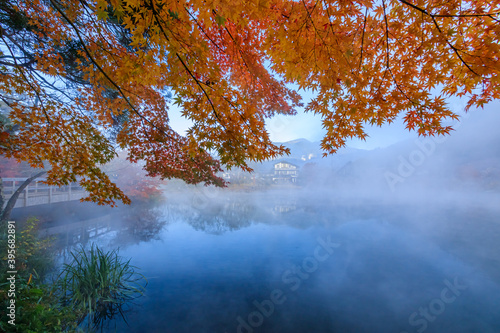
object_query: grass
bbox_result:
[58,243,147,329]
[0,217,79,332]
[0,218,147,331]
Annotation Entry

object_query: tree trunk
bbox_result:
[0,176,4,216]
[0,171,46,222]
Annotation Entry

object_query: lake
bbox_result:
[41,188,500,333]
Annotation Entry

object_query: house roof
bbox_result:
[273,159,305,167]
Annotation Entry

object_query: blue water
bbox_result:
[50,192,500,333]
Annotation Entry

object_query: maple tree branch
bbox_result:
[398,0,500,18]
[199,13,292,153]
[147,6,227,131]
[175,53,226,128]
[359,8,368,70]
[1,33,117,193]
[209,12,280,142]
[321,0,357,76]
[382,0,391,70]
[488,14,500,23]
[223,25,251,71]
[433,12,500,18]
[0,58,35,68]
[151,6,266,155]
[217,24,276,140]
[2,33,34,60]
[398,0,483,76]
[220,38,295,146]
[1,34,72,143]
[0,171,46,222]
[184,7,222,52]
[305,0,369,145]
[430,17,479,76]
[25,71,99,127]
[381,0,419,107]
[310,1,337,71]
[48,0,176,141]
[320,0,370,118]
[77,0,125,68]
[151,8,275,164]
[30,71,80,102]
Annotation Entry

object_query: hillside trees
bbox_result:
[0,0,498,206]
[102,152,164,202]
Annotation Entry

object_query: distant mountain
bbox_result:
[231,106,500,193]
[329,109,500,193]
[247,138,369,174]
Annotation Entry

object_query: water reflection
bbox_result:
[112,206,167,245]
[38,205,167,331]
[40,205,168,252]
[187,200,255,235]
[273,198,297,214]
[39,215,113,247]
[41,190,500,332]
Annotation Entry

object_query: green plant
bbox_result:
[0,273,79,332]
[58,244,147,329]
[0,217,54,278]
[0,218,78,332]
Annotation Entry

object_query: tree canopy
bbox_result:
[0,0,499,205]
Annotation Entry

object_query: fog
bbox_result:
[299,102,500,204]
[23,102,500,332]
[49,185,498,333]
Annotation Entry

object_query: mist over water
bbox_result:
[38,185,500,333]
[35,102,500,332]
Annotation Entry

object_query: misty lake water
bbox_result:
[40,189,500,333]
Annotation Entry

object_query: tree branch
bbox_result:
[48,0,176,141]
[359,8,368,70]
[398,0,486,76]
[398,0,500,18]
[0,171,46,222]
[148,5,228,131]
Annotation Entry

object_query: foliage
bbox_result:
[57,243,147,329]
[0,0,499,205]
[103,152,165,202]
[0,156,46,179]
[0,275,79,333]
[0,219,146,331]
[0,218,78,332]
[0,217,53,278]
[0,157,28,178]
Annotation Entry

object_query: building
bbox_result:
[273,161,299,183]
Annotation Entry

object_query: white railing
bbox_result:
[2,178,87,208]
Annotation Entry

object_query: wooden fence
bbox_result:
[2,178,87,208]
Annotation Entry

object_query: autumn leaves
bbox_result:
[1,0,498,205]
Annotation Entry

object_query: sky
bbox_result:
[168,91,498,151]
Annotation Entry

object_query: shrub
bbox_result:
[0,218,78,332]
[58,244,147,329]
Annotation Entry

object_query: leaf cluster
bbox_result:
[1,0,499,205]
